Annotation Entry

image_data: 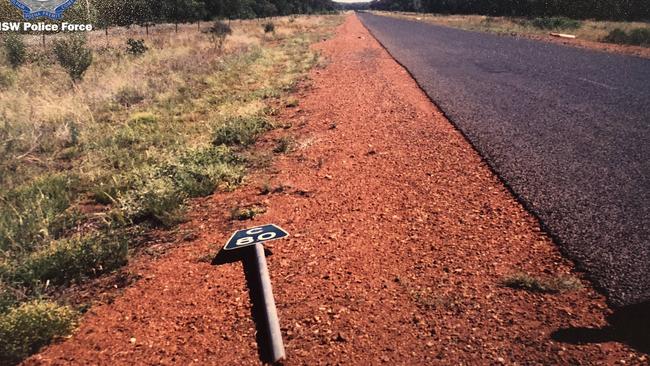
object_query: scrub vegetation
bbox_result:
[375,12,650,46]
[603,27,650,46]
[368,0,649,21]
[0,14,341,363]
[502,273,582,294]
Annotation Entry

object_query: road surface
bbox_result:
[358,12,650,307]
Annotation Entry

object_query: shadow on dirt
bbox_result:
[212,247,279,364]
[551,301,650,355]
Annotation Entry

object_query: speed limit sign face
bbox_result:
[223,224,289,251]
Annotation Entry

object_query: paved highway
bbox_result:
[358,12,650,307]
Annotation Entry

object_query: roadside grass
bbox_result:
[0,14,342,363]
[603,27,650,46]
[259,181,287,195]
[501,273,582,294]
[0,300,77,365]
[231,204,268,221]
[213,116,273,146]
[273,136,296,153]
[528,17,581,30]
[375,11,650,45]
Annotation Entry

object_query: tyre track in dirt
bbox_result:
[26,14,646,365]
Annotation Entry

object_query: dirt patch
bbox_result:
[25,14,646,365]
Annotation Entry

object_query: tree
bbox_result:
[3,34,26,69]
[253,0,278,18]
[162,0,206,32]
[53,35,93,83]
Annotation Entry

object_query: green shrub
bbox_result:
[114,86,145,107]
[53,35,93,82]
[90,172,130,206]
[285,97,299,107]
[530,17,581,30]
[212,116,272,146]
[603,28,628,44]
[0,300,77,364]
[162,146,245,197]
[115,146,245,226]
[231,205,267,220]
[263,22,275,34]
[128,112,157,124]
[603,27,650,46]
[273,136,294,153]
[0,281,17,314]
[14,233,128,286]
[126,38,148,56]
[207,20,232,50]
[628,28,650,46]
[3,34,27,69]
[0,68,15,89]
[115,171,185,228]
[0,174,76,255]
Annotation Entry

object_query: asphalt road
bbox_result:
[358,12,650,307]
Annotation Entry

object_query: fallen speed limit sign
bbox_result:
[223,224,289,251]
[221,224,289,362]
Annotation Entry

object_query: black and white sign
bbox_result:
[223,224,289,251]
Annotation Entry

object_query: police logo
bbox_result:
[11,0,77,20]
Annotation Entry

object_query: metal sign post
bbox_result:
[223,224,288,363]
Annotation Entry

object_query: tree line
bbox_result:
[368,0,650,21]
[0,0,336,26]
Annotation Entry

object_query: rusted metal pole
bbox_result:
[253,243,285,363]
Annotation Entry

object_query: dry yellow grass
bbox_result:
[1,15,339,186]
[374,11,650,43]
[0,14,343,363]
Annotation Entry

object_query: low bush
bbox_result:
[126,38,148,56]
[0,68,15,89]
[604,28,628,44]
[502,273,582,294]
[0,300,77,364]
[231,205,267,220]
[2,34,26,69]
[115,147,245,227]
[53,35,93,82]
[530,17,581,30]
[162,146,246,197]
[212,116,272,146]
[207,20,232,51]
[128,111,157,124]
[285,97,299,107]
[273,136,295,153]
[114,86,145,107]
[603,27,650,46]
[109,125,143,149]
[264,22,276,34]
[0,174,77,255]
[90,180,121,205]
[628,28,650,46]
[0,281,17,314]
[115,171,185,227]
[14,232,128,286]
